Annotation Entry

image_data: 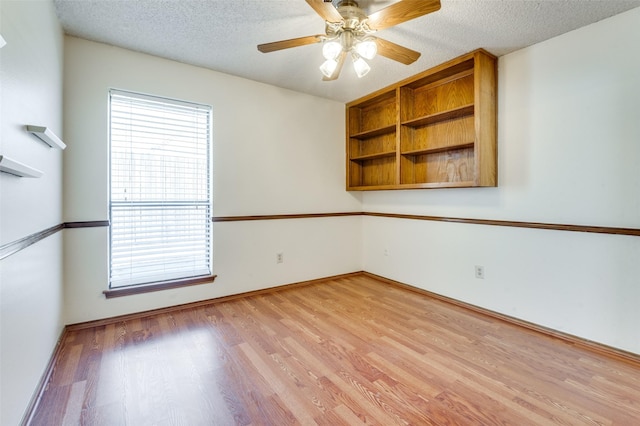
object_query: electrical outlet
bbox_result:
[475,265,485,279]
[276,253,284,264]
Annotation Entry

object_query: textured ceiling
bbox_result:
[54,0,640,103]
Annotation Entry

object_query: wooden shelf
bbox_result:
[401,142,475,156]
[351,150,396,161]
[401,104,474,128]
[350,124,396,139]
[398,181,476,190]
[347,184,398,191]
[346,49,497,190]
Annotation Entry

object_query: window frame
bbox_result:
[105,89,216,298]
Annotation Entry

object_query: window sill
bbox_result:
[103,275,217,299]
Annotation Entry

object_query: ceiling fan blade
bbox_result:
[305,0,343,22]
[257,35,323,53]
[366,0,441,31]
[375,37,421,65]
[322,50,347,81]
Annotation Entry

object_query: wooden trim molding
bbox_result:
[0,224,64,261]
[212,211,640,237]
[2,212,637,263]
[0,220,109,261]
[362,272,640,365]
[212,212,361,222]
[64,220,110,228]
[103,275,218,299]
[362,212,640,237]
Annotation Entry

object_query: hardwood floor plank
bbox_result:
[30,384,69,425]
[327,404,368,425]
[238,341,319,425]
[57,344,83,386]
[29,275,640,425]
[365,351,444,399]
[61,380,86,426]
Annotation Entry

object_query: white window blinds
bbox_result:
[109,89,212,288]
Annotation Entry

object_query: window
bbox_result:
[109,89,212,290]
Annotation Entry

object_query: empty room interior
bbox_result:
[1,0,640,424]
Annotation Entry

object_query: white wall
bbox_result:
[63,37,362,324]
[0,1,65,424]
[362,7,640,354]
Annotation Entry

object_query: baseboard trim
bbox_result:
[20,327,68,426]
[66,272,362,331]
[362,271,640,365]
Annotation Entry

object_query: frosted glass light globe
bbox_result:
[355,39,377,60]
[352,55,371,78]
[320,59,338,77]
[322,41,342,60]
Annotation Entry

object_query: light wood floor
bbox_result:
[30,275,640,425]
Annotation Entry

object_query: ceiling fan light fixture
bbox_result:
[258,0,440,81]
[320,58,339,78]
[352,53,370,78]
[322,40,343,60]
[354,38,377,60]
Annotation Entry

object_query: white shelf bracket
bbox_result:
[26,125,66,150]
[0,155,43,178]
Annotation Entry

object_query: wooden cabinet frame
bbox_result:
[346,49,497,190]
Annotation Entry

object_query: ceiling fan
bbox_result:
[257,0,441,80]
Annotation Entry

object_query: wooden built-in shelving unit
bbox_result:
[346,49,497,190]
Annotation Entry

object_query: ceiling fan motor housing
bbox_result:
[325,0,373,47]
[337,1,367,26]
